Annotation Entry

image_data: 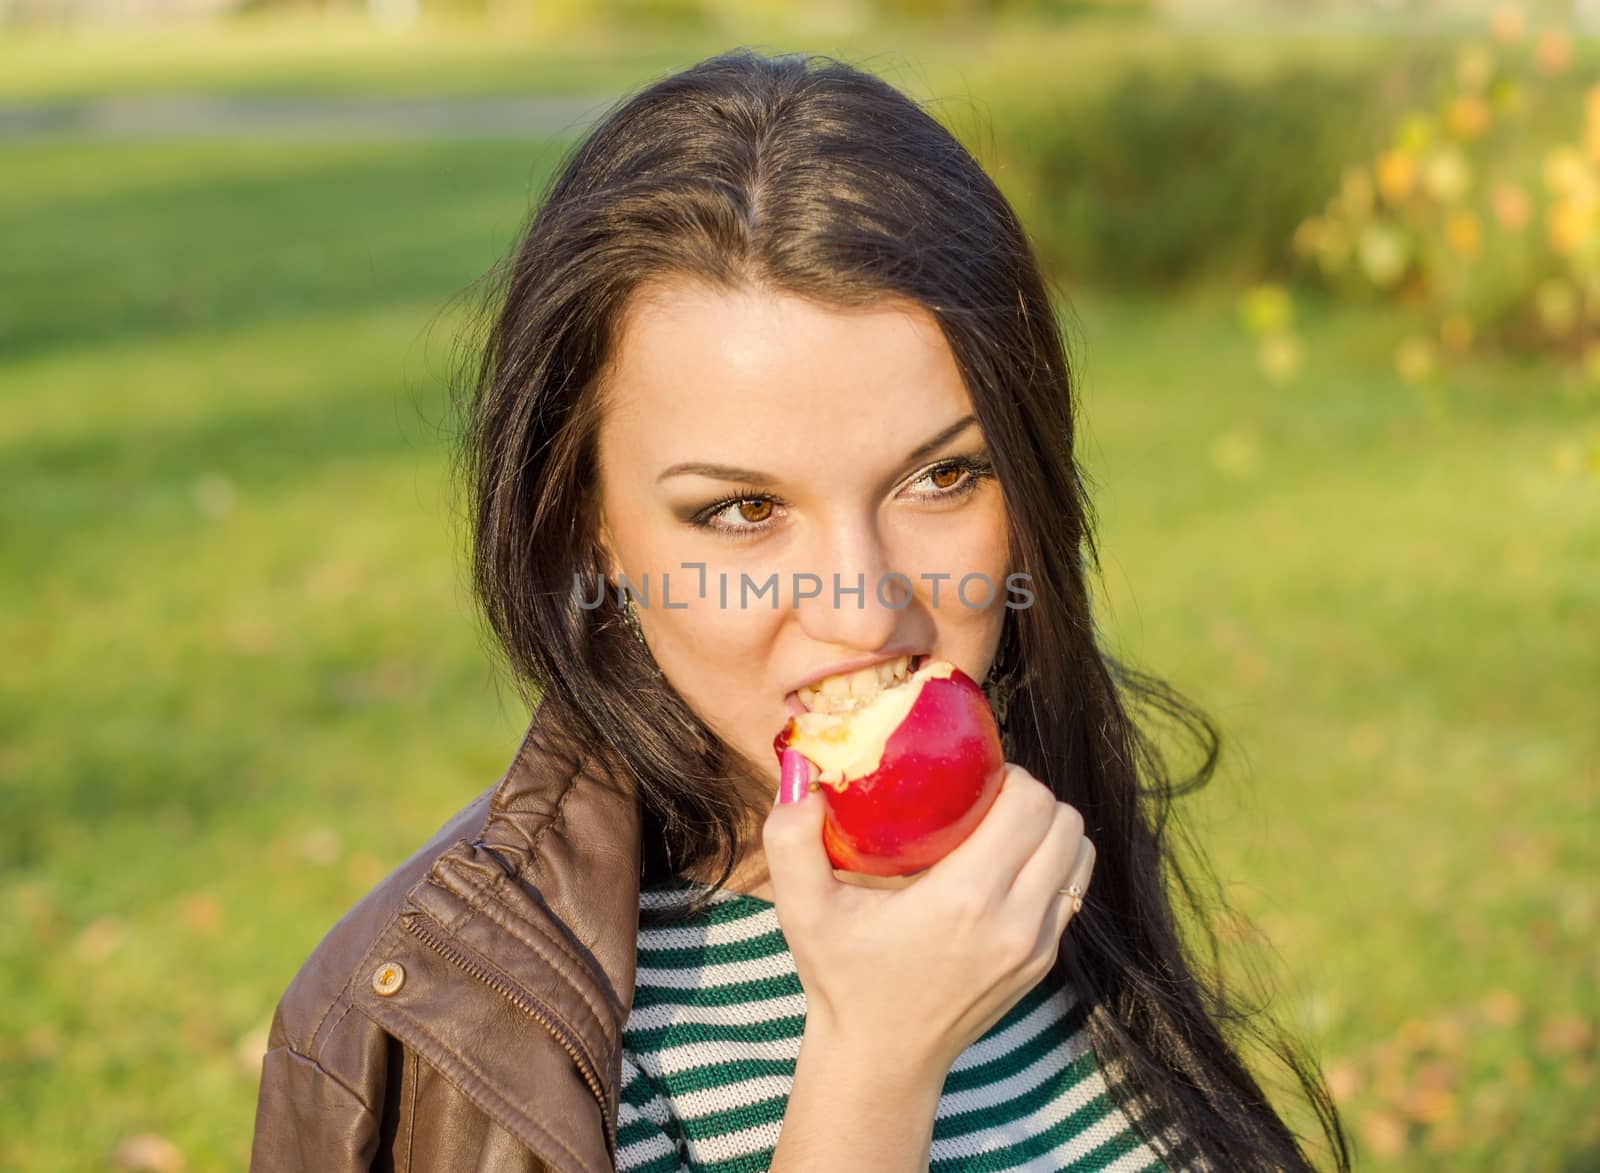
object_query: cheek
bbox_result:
[906,503,1011,611]
[651,604,785,754]
[652,595,776,692]
[974,493,1012,568]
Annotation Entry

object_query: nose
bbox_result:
[790,516,918,652]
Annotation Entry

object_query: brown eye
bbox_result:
[929,464,963,490]
[737,499,773,523]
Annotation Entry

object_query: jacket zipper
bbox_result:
[400,910,618,1160]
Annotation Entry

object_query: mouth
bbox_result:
[784,653,930,719]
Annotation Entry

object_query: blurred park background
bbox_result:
[2,0,1597,1168]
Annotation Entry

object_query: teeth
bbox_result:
[800,654,916,715]
[847,666,879,699]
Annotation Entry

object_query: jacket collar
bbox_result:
[354,698,642,1173]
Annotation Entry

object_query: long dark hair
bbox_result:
[447,47,1350,1173]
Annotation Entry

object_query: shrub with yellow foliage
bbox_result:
[1266,4,1600,390]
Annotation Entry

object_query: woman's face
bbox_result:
[594,277,1012,803]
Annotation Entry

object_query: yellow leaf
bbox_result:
[1480,988,1524,1027]
[1403,1084,1458,1126]
[1316,220,1352,276]
[1359,1108,1409,1159]
[1257,333,1303,385]
[1377,149,1417,205]
[1446,211,1481,258]
[1537,1015,1594,1056]
[1292,216,1325,258]
[1455,44,1494,94]
[1491,181,1531,231]
[1360,223,1410,286]
[1396,113,1435,155]
[1445,95,1491,141]
[1423,148,1472,203]
[1535,30,1572,76]
[1238,283,1293,335]
[1395,336,1436,383]
[1325,1060,1361,1103]
[112,1133,185,1173]
[1547,199,1596,260]
[1490,2,1524,43]
[1340,165,1375,219]
[1441,313,1475,353]
[1542,146,1588,197]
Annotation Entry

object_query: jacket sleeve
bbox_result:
[250,1040,383,1172]
[613,1052,692,1173]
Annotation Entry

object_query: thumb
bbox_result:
[762,751,834,907]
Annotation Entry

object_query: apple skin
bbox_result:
[772,665,1007,877]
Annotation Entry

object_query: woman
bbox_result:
[250,49,1349,1172]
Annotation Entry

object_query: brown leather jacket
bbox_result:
[249,700,645,1173]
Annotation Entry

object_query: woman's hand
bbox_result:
[762,761,1096,1083]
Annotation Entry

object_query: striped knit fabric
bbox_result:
[616,881,1188,1172]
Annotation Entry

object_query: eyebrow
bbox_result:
[656,414,981,485]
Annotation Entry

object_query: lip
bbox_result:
[784,650,930,714]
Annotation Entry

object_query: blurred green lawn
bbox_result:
[2,21,1598,1173]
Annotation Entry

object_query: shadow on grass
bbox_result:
[1566,1141,1600,1172]
[0,137,569,365]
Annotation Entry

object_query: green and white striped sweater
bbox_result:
[616,881,1192,1172]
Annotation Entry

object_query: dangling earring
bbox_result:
[982,661,1013,731]
[619,589,664,681]
[982,627,1021,734]
[621,590,645,643]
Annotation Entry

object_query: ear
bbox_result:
[594,515,622,589]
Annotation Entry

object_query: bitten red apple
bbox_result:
[773,656,1006,877]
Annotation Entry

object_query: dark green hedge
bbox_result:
[965,45,1436,289]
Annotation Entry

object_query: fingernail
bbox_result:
[778,749,812,804]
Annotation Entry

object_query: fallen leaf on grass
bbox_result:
[74,916,126,963]
[1479,989,1523,1028]
[1539,1015,1596,1057]
[1358,1108,1409,1159]
[177,891,223,935]
[112,1133,184,1172]
[1324,1059,1361,1103]
[235,1020,272,1077]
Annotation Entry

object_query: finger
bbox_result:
[833,868,921,891]
[762,753,836,910]
[1055,835,1096,920]
[1006,800,1085,911]
[1035,837,1096,961]
[920,764,1056,904]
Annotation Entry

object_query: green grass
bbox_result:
[2,31,1598,1172]
[0,10,701,101]
[0,7,1524,106]
[1074,283,1599,1167]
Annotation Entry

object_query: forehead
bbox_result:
[595,279,974,466]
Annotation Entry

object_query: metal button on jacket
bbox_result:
[371,960,406,996]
